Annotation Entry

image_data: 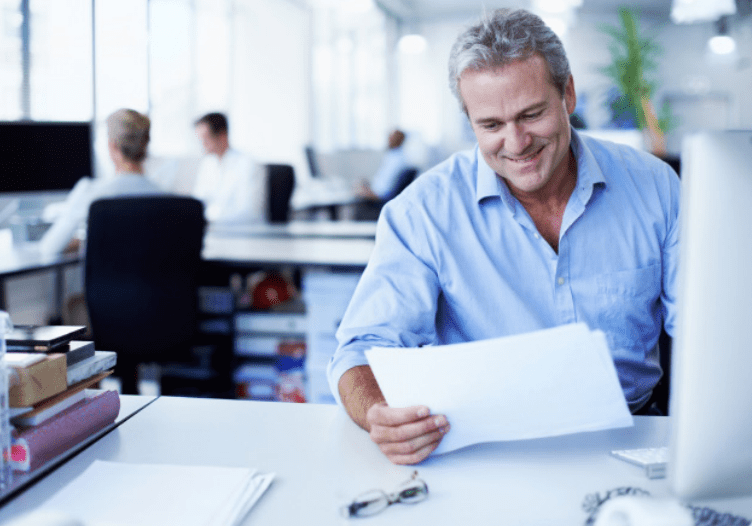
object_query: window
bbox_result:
[29,0,93,120]
[0,0,24,119]
[311,1,392,150]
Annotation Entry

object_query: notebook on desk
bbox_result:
[36,460,275,526]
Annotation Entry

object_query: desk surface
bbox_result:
[2,397,751,524]
[0,224,375,275]
[290,178,358,211]
[0,246,79,279]
[208,220,377,239]
[0,393,156,505]
[202,233,374,268]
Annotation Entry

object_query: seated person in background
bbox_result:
[328,8,680,465]
[192,112,265,224]
[356,129,410,202]
[39,108,165,255]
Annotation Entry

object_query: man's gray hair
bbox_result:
[448,8,571,112]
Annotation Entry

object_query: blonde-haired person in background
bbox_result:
[39,108,166,256]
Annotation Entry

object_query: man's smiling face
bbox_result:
[460,53,576,196]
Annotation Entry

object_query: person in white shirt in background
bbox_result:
[192,112,265,224]
[39,108,165,256]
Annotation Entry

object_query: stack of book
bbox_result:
[4,325,120,472]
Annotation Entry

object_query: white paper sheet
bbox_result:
[365,323,633,455]
[38,460,275,526]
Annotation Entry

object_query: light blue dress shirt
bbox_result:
[328,130,681,411]
[370,146,408,200]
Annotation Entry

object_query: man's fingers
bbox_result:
[377,425,449,456]
[382,436,444,465]
[365,401,451,465]
[367,401,432,427]
[370,414,448,444]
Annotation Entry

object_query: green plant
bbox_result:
[599,7,675,136]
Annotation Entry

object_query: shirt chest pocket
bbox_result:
[595,264,661,299]
[591,264,662,349]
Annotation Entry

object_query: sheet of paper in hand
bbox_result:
[365,323,633,455]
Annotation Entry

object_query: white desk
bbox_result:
[0,223,376,286]
[1,397,751,524]
[202,233,374,268]
[0,247,81,314]
[0,393,156,505]
[208,220,377,240]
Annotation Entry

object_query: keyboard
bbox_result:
[610,446,668,479]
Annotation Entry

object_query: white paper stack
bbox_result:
[366,323,634,455]
[38,460,275,526]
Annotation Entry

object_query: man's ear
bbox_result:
[564,75,577,115]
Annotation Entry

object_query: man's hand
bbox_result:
[366,401,450,465]
[338,365,450,465]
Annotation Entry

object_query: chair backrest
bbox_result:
[266,164,295,223]
[85,196,206,362]
[383,167,418,202]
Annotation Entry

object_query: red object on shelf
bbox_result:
[251,273,296,310]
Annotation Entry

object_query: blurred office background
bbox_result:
[1,0,751,324]
[2,0,750,177]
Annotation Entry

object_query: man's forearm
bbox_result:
[338,365,386,431]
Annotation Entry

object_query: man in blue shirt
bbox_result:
[328,8,680,465]
[356,129,410,201]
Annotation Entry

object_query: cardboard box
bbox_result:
[9,354,67,407]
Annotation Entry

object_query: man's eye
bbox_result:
[482,122,499,130]
[522,111,543,120]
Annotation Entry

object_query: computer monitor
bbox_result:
[668,130,752,500]
[305,145,322,178]
[0,121,93,194]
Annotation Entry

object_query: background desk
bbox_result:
[0,248,80,319]
[201,232,373,403]
[202,232,374,268]
[208,220,377,240]
[1,397,751,524]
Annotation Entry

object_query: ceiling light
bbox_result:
[708,35,736,54]
[533,0,583,14]
[671,0,736,23]
[708,16,736,54]
[398,34,427,54]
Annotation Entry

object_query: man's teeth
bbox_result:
[509,148,541,162]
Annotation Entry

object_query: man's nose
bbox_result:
[503,123,532,157]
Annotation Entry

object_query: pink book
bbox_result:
[11,390,120,472]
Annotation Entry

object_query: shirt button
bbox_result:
[534,233,540,239]
[557,277,565,286]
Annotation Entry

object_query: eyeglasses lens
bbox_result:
[341,490,389,518]
[395,480,429,504]
[340,473,429,518]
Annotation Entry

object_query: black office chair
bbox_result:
[266,164,296,223]
[654,328,673,415]
[85,196,206,395]
[635,327,672,416]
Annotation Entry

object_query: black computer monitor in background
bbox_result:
[305,145,322,178]
[669,130,752,500]
[0,121,93,194]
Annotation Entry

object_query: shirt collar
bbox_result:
[570,129,607,205]
[474,128,607,206]
[475,145,502,203]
